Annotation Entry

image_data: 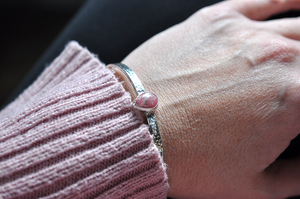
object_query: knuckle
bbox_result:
[197,5,240,23]
[257,39,299,64]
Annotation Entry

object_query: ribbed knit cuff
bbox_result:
[0,41,168,199]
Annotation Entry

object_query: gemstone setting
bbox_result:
[133,92,158,112]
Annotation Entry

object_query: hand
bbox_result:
[122,0,300,198]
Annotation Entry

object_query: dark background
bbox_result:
[0,0,86,109]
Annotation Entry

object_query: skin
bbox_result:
[113,0,300,198]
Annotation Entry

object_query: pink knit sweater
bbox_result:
[0,41,169,199]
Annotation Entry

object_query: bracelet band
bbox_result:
[108,63,163,159]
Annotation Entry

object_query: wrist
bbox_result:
[109,64,164,158]
[110,63,180,196]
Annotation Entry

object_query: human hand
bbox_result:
[121,0,300,198]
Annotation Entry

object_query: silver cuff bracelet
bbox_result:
[108,63,163,159]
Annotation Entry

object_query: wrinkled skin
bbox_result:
[117,0,300,198]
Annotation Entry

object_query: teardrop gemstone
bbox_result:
[134,92,158,111]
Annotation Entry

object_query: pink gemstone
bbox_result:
[135,92,158,111]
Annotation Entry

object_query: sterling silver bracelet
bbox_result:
[108,63,163,159]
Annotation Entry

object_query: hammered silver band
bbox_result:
[109,63,163,159]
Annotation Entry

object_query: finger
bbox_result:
[255,17,300,40]
[264,158,300,198]
[224,0,300,21]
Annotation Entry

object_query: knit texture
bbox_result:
[0,41,168,199]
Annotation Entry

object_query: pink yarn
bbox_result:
[0,41,168,199]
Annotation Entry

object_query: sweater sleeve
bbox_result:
[0,41,169,199]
